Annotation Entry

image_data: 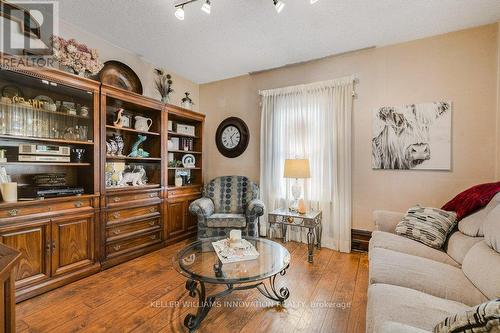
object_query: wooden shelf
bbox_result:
[0,162,91,166]
[105,125,160,136]
[0,101,91,120]
[0,134,94,145]
[167,167,201,170]
[106,155,161,162]
[167,131,199,139]
[106,184,161,192]
[168,150,202,154]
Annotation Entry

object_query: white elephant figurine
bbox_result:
[118,167,146,186]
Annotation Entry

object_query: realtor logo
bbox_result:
[0,0,58,57]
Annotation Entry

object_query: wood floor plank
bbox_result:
[16,240,368,333]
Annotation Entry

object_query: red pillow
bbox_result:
[441,181,500,221]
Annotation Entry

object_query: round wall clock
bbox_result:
[215,117,250,158]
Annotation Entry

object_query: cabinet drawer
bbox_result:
[106,204,161,224]
[106,217,161,240]
[106,231,162,256]
[106,190,161,207]
[168,187,202,198]
[0,197,93,220]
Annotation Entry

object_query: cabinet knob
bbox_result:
[112,197,121,202]
[45,243,51,254]
[113,245,121,251]
[150,235,157,240]
[148,221,156,226]
[149,193,156,198]
[113,229,121,235]
[8,209,18,216]
[149,207,157,213]
[74,201,83,208]
[112,212,120,220]
[51,241,56,254]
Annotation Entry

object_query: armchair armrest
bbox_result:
[246,199,265,217]
[189,198,215,218]
[373,210,404,233]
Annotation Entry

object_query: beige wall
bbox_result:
[200,24,500,231]
[60,20,199,111]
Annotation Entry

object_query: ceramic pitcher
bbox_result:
[134,116,153,132]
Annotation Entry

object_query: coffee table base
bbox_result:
[183,265,290,333]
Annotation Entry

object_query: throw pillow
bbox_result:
[433,299,500,333]
[395,205,457,249]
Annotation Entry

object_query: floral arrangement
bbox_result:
[51,36,103,75]
[154,68,174,103]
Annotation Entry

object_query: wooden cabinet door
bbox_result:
[0,221,51,288]
[185,196,199,233]
[167,198,186,238]
[51,213,94,277]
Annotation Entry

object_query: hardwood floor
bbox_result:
[16,240,368,333]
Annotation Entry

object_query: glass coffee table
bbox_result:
[173,237,291,333]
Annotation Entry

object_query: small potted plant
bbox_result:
[181,92,194,110]
[154,69,174,103]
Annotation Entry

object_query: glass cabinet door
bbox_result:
[0,69,94,143]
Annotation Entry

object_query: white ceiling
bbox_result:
[59,0,500,84]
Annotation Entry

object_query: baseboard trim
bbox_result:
[351,229,372,252]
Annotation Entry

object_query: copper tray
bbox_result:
[98,61,143,94]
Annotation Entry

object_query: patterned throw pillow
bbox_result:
[433,299,500,333]
[395,205,457,249]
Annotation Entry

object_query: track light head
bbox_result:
[201,0,211,14]
[273,0,285,13]
[175,6,185,20]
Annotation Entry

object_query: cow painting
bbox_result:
[372,101,451,170]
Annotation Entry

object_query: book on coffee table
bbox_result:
[211,239,259,264]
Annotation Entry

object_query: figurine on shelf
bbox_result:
[113,108,125,128]
[106,134,124,156]
[128,135,150,157]
[118,165,147,187]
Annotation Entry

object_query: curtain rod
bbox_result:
[258,75,358,97]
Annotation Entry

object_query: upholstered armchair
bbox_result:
[189,176,265,241]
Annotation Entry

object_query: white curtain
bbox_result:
[259,76,354,253]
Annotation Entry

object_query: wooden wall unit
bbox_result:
[99,84,166,269]
[165,105,205,244]
[0,65,101,301]
[0,65,205,301]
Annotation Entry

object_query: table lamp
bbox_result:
[284,159,310,213]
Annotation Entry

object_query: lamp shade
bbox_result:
[284,159,310,179]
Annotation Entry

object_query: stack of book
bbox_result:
[212,238,259,264]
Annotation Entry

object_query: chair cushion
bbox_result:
[484,204,500,253]
[462,241,500,300]
[369,247,487,306]
[445,231,483,265]
[366,284,469,333]
[369,231,459,267]
[433,299,500,333]
[458,192,500,237]
[395,205,457,249]
[206,213,246,228]
[204,176,259,214]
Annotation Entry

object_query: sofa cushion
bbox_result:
[433,299,500,333]
[462,241,500,300]
[369,247,487,306]
[369,231,459,267]
[484,204,500,253]
[458,192,500,237]
[366,284,469,333]
[204,176,259,214]
[206,214,246,228]
[445,231,483,265]
[395,206,457,249]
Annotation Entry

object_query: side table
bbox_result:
[268,208,322,263]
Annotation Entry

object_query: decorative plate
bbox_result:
[181,154,196,168]
[34,95,55,104]
[98,61,143,95]
[2,85,24,98]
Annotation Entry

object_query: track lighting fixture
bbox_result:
[201,0,211,14]
[273,0,285,13]
[173,0,318,20]
[175,6,185,20]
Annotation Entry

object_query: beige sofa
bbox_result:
[366,194,500,333]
